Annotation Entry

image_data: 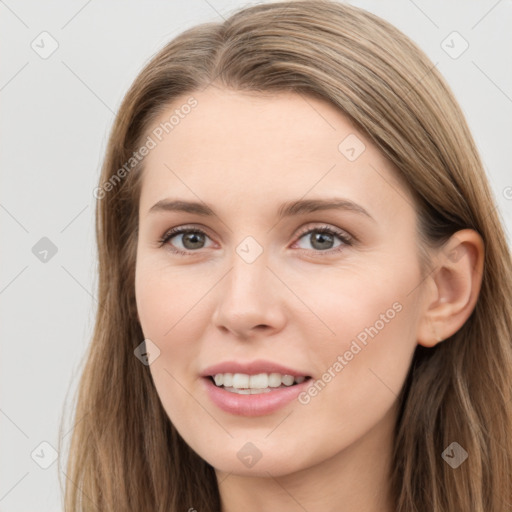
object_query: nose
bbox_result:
[211,250,287,340]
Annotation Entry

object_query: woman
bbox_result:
[61,1,512,510]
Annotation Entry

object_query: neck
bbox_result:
[215,402,397,512]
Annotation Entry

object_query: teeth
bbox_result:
[249,373,268,388]
[268,373,282,387]
[233,388,251,394]
[281,375,294,386]
[232,373,249,388]
[225,387,274,394]
[211,372,307,390]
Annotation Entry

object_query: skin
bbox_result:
[134,85,484,512]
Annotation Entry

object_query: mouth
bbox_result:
[207,373,312,395]
[200,360,314,415]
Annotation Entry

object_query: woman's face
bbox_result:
[135,86,427,477]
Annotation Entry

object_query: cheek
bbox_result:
[296,269,420,436]
[134,260,212,399]
[135,266,212,443]
[135,259,208,342]
[301,256,419,356]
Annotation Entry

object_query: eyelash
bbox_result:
[157,224,354,257]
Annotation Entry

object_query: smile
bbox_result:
[210,372,309,394]
[200,360,313,416]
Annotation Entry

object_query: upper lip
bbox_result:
[200,360,310,378]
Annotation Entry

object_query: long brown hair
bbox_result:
[60,1,512,510]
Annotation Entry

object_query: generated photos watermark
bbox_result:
[93,96,198,199]
[298,301,403,405]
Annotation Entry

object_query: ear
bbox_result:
[416,229,485,348]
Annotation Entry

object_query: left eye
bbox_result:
[294,227,351,252]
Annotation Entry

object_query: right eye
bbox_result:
[158,226,214,255]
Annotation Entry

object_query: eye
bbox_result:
[158,226,213,255]
[292,225,353,254]
[158,224,353,256]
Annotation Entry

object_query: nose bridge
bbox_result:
[212,241,285,335]
[223,245,272,310]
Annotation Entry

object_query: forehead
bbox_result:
[147,87,358,160]
[137,87,412,220]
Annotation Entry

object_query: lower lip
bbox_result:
[202,377,311,417]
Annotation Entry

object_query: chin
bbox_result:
[191,436,317,478]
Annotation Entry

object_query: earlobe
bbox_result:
[430,319,443,344]
[416,229,485,348]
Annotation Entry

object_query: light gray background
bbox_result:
[1,0,511,510]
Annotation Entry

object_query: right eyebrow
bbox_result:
[148,199,214,216]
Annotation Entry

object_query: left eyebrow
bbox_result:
[277,198,375,223]
[147,197,375,223]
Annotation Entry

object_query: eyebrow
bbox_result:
[148,197,375,222]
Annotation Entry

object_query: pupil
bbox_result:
[183,232,204,249]
[312,232,333,250]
